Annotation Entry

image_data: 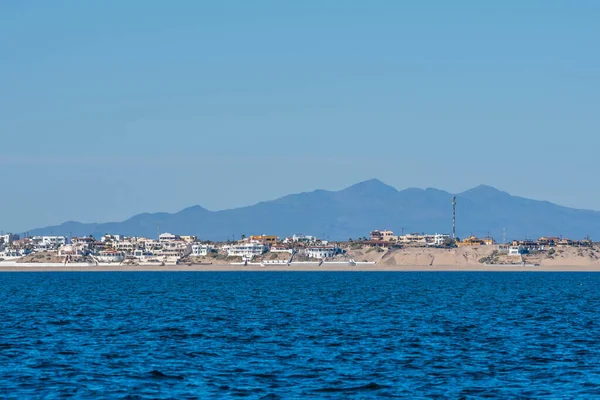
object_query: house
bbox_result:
[306,245,342,259]
[159,233,180,243]
[32,236,67,250]
[456,236,485,247]
[58,244,87,257]
[426,234,451,246]
[0,233,19,245]
[483,236,495,246]
[289,235,318,244]
[227,243,268,259]
[557,238,574,247]
[399,234,427,246]
[249,235,278,245]
[497,244,510,254]
[181,236,197,243]
[370,230,398,242]
[537,237,560,249]
[362,240,389,248]
[114,241,137,254]
[270,245,293,254]
[508,246,524,256]
[191,244,217,256]
[71,237,95,247]
[512,239,538,251]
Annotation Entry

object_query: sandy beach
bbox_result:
[2,263,600,272]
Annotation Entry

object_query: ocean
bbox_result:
[1,272,599,398]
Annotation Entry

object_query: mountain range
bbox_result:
[28,179,600,241]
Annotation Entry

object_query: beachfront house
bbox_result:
[270,245,294,254]
[227,243,268,259]
[306,245,342,259]
[32,236,67,251]
[508,245,525,256]
[191,244,217,256]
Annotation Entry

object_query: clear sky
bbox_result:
[1,1,599,233]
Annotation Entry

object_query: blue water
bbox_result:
[1,272,600,398]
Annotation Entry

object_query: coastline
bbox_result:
[2,263,600,272]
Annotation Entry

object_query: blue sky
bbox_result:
[1,1,598,233]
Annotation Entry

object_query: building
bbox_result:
[288,235,318,244]
[0,233,19,245]
[270,245,293,254]
[362,240,390,248]
[249,235,278,245]
[32,236,67,250]
[114,241,136,253]
[191,244,217,256]
[71,237,95,247]
[399,234,427,246]
[159,233,180,243]
[94,250,125,264]
[227,243,268,259]
[58,244,87,257]
[101,234,122,243]
[456,236,486,247]
[427,234,451,246]
[306,245,342,259]
[181,236,198,243]
[508,245,524,256]
[511,239,538,251]
[370,230,398,242]
[537,237,560,248]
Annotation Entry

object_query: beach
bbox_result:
[2,263,600,272]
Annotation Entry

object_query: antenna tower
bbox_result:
[452,197,457,239]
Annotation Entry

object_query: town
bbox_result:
[0,229,594,267]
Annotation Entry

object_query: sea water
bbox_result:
[1,272,599,398]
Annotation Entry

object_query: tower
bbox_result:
[452,197,457,239]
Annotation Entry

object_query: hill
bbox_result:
[27,179,600,241]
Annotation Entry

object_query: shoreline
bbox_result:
[2,264,600,272]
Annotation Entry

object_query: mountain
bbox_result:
[27,179,600,241]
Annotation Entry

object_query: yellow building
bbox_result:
[250,235,279,245]
[181,235,198,243]
[456,235,485,247]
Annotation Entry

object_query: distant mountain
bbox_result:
[28,179,600,241]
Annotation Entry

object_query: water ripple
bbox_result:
[1,272,600,398]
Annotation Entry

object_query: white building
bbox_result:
[227,243,267,259]
[32,236,67,250]
[115,241,136,253]
[291,234,317,243]
[509,246,524,256]
[58,245,87,257]
[307,246,342,259]
[270,245,293,254]
[191,244,217,256]
[159,233,180,243]
[95,250,125,264]
[101,234,122,243]
[427,234,451,246]
[0,233,20,245]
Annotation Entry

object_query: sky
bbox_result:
[1,1,599,233]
